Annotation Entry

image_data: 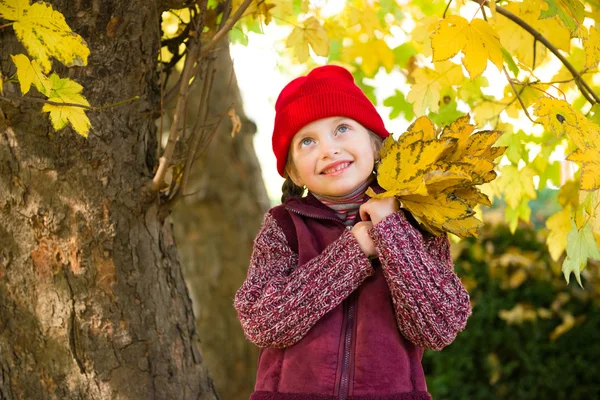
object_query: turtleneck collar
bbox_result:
[310,175,376,225]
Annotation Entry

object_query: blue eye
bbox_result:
[300,137,314,147]
[337,124,350,134]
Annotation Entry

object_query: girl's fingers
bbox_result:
[359,204,371,221]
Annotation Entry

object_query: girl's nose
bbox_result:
[320,138,341,158]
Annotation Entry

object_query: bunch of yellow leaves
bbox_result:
[367,115,505,238]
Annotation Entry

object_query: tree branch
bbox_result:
[472,0,600,105]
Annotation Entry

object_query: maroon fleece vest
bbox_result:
[249,193,432,400]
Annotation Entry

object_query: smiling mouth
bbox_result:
[321,162,352,175]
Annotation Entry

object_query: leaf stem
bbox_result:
[472,0,600,105]
[443,0,454,18]
[0,22,13,29]
[502,67,538,124]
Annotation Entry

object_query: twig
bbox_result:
[472,0,600,105]
[0,23,13,29]
[0,94,139,110]
[162,0,251,106]
[189,0,254,78]
[502,67,537,124]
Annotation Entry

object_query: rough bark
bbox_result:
[0,1,217,398]
[171,41,268,400]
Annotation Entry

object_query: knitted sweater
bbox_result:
[234,193,472,399]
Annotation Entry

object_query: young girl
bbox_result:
[234,65,472,400]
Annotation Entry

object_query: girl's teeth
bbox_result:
[325,163,349,174]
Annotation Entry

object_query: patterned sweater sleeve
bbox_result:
[234,212,374,348]
[369,210,472,350]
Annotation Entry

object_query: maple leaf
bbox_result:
[539,0,584,34]
[286,16,329,62]
[583,26,600,69]
[563,223,600,286]
[41,74,90,137]
[534,98,600,190]
[0,0,28,20]
[369,115,505,237]
[11,54,51,95]
[343,38,394,77]
[4,1,90,73]
[406,61,463,115]
[495,0,570,68]
[546,207,572,261]
[430,15,503,79]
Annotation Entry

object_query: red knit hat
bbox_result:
[272,65,390,177]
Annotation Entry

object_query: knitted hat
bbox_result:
[272,65,390,177]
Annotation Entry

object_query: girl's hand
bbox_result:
[351,221,376,257]
[359,197,399,226]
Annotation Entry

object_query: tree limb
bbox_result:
[472,0,600,105]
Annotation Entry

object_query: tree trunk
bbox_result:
[171,41,268,400]
[0,1,217,398]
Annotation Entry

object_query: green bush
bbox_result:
[423,223,600,399]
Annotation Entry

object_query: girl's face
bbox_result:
[288,116,376,197]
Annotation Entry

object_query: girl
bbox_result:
[234,65,472,400]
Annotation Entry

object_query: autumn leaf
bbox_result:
[407,61,463,115]
[286,16,329,62]
[539,0,584,34]
[534,98,600,190]
[0,0,28,21]
[563,223,600,286]
[342,38,394,77]
[369,115,504,237]
[430,15,503,79]
[4,1,90,73]
[42,74,90,137]
[495,0,570,68]
[546,207,572,261]
[583,26,600,69]
[11,54,51,95]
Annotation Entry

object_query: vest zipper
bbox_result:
[287,206,356,398]
[339,292,355,400]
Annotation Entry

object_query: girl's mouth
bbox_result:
[321,161,352,176]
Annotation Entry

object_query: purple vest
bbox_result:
[249,193,432,400]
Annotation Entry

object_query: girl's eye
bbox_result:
[336,124,350,134]
[300,137,314,147]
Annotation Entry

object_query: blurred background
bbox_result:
[160,1,600,399]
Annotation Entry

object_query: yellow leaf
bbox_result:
[549,313,575,341]
[407,61,464,115]
[346,3,382,38]
[400,116,437,145]
[11,53,51,95]
[406,82,441,116]
[430,15,503,79]
[375,138,449,197]
[495,0,570,68]
[286,16,329,62]
[11,2,90,73]
[546,207,572,261]
[0,72,3,95]
[534,98,600,190]
[343,38,395,76]
[508,269,528,288]
[0,0,28,21]
[567,149,600,191]
[42,74,90,137]
[372,115,502,237]
[496,165,537,209]
[401,192,480,238]
[499,303,537,324]
[583,26,600,69]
